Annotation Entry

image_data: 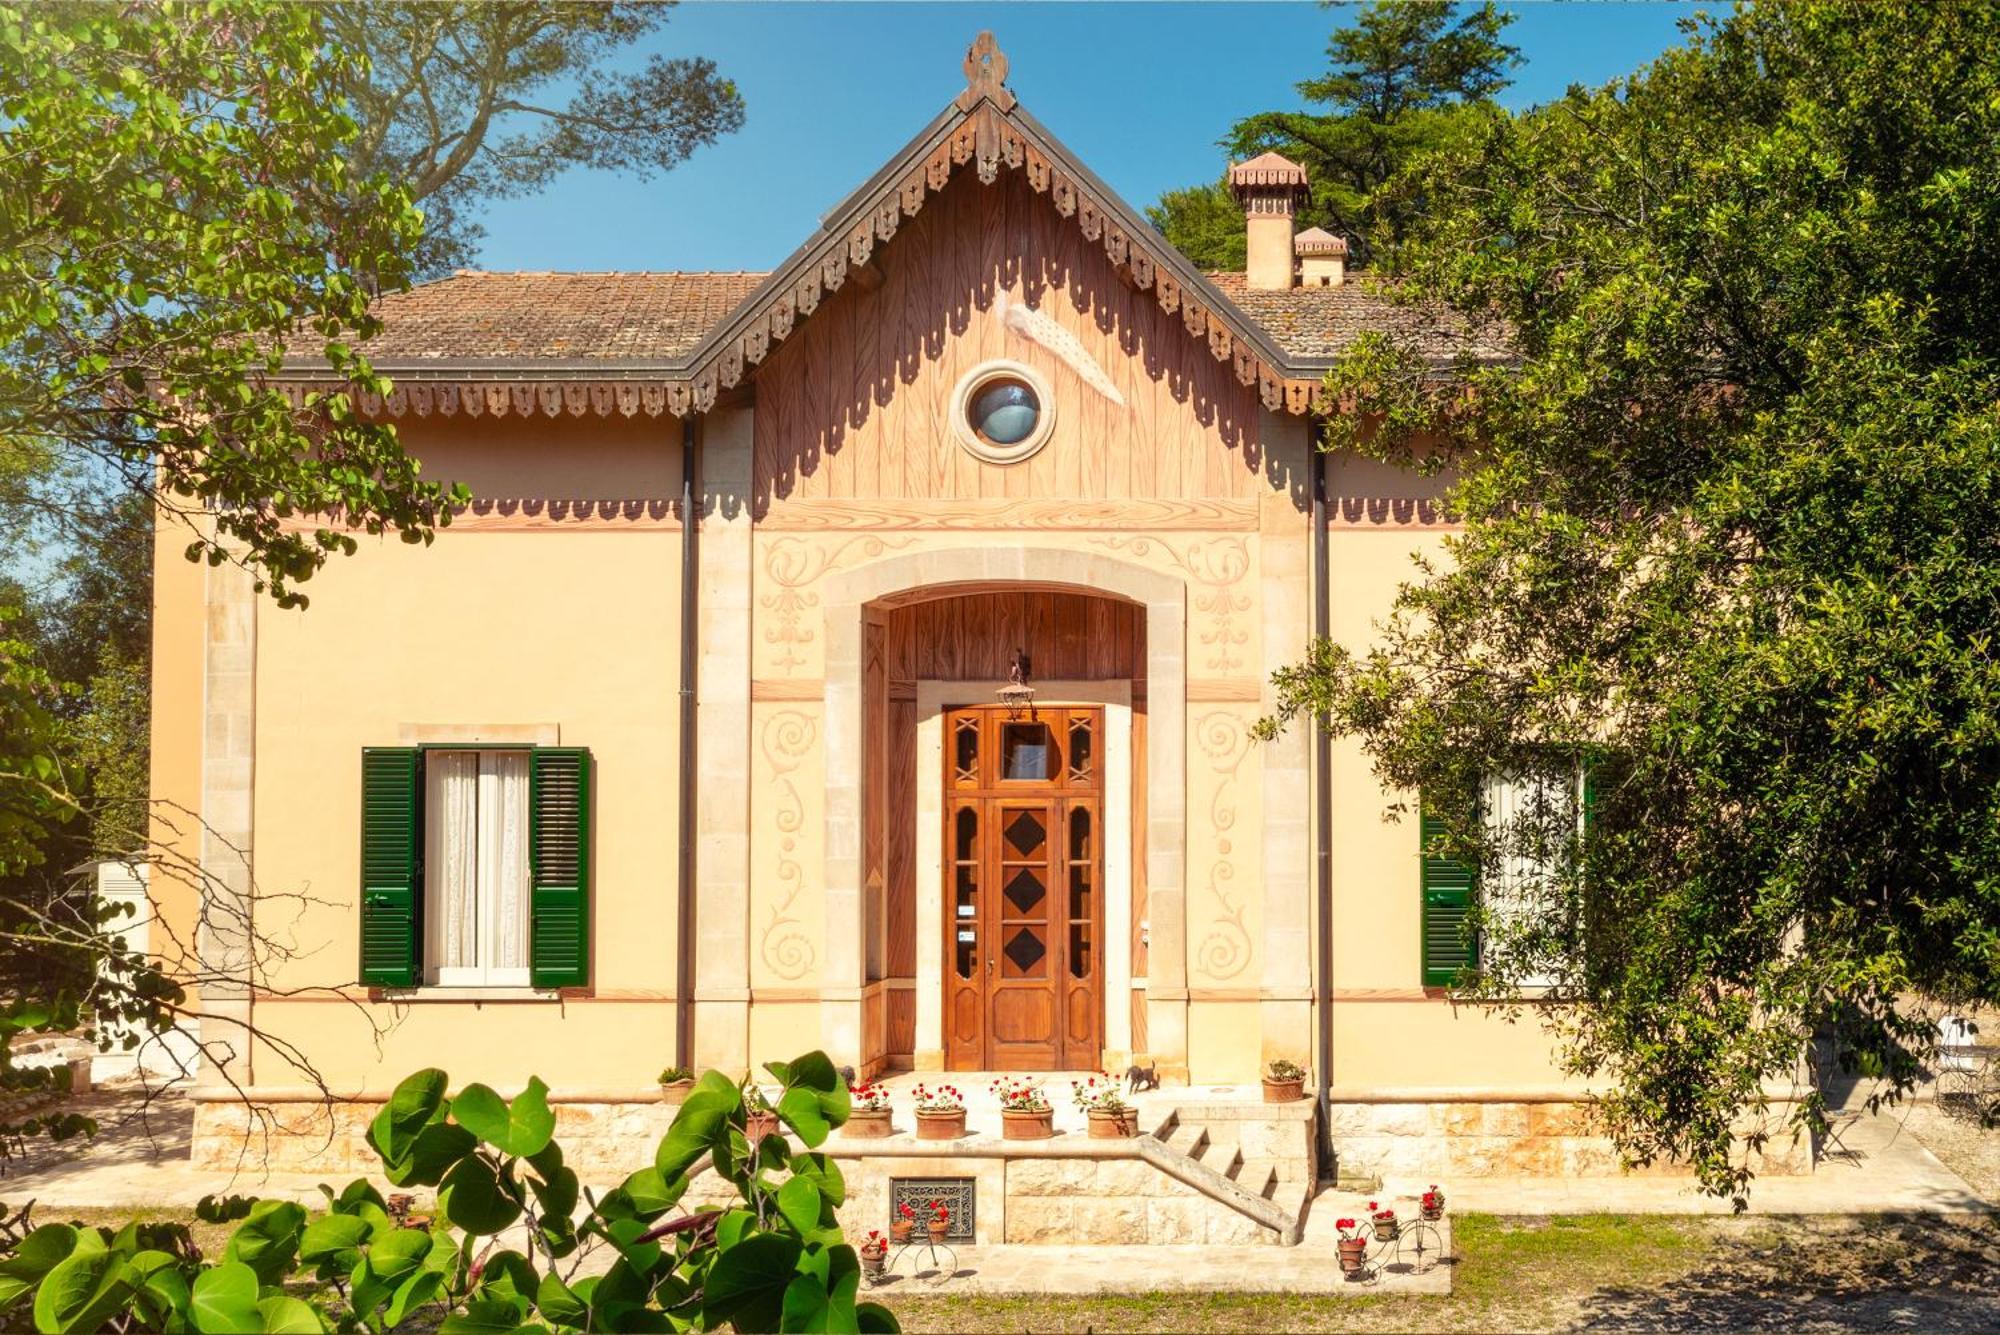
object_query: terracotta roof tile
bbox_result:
[353,270,769,363]
[1203,271,1507,363]
[338,267,1502,371]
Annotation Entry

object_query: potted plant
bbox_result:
[891,1201,916,1245]
[744,1086,781,1144]
[657,1065,695,1104]
[992,1077,1055,1140]
[1369,1201,1399,1243]
[1071,1075,1137,1138]
[1420,1184,1446,1222]
[925,1200,951,1245]
[1263,1057,1306,1104]
[912,1082,967,1140]
[1335,1217,1370,1277]
[845,1079,895,1138]
[859,1229,889,1279]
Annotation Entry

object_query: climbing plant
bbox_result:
[0,1051,897,1332]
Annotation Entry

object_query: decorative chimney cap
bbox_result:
[958,31,1016,111]
[1228,151,1310,192]
[1293,227,1348,256]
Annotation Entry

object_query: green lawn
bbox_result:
[36,1207,2000,1333]
[883,1213,2000,1334]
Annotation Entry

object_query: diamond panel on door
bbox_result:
[1003,928,1046,975]
[1003,867,1045,914]
[1004,810,1045,856]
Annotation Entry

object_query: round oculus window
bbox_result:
[970,377,1040,446]
[951,361,1056,465]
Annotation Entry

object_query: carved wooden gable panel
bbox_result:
[751,171,1268,512]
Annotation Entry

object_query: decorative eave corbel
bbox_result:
[273,30,1349,423]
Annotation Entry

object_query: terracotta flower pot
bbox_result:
[845,1107,895,1138]
[659,1080,694,1106]
[1001,1107,1055,1140]
[860,1247,887,1279]
[1421,1202,1445,1222]
[1373,1218,1399,1243]
[1338,1237,1369,1275]
[916,1108,966,1140]
[1087,1107,1134,1139]
[1262,1076,1305,1104]
[926,1219,950,1245]
[745,1110,781,1143]
[891,1218,914,1244]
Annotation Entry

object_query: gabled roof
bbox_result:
[280,33,1488,422]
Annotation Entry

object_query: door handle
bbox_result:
[987,956,994,975]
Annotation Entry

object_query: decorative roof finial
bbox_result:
[959,31,1016,111]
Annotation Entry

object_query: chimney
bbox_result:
[1228,152,1309,290]
[1293,227,1347,287]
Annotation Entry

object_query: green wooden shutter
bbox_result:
[360,748,421,987]
[530,747,592,988]
[1420,805,1478,987]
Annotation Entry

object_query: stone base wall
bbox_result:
[1327,1100,1814,1180]
[1003,1156,1274,1245]
[191,1099,684,1178]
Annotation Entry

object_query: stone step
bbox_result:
[1272,1177,1312,1224]
[1216,1145,1246,1185]
[1163,1119,1209,1163]
[1136,1129,1302,1246]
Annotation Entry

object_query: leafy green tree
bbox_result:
[0,0,458,1155]
[1267,0,2000,1198]
[329,2,747,278]
[0,0,460,605]
[1,1053,900,1333]
[1151,0,1518,270]
[1143,178,1245,272]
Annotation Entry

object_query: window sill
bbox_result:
[375,986,566,1004]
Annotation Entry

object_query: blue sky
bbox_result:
[472,2,1704,274]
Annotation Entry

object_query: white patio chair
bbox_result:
[1937,1015,1982,1120]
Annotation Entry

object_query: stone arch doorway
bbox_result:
[821,549,1188,1079]
[876,588,1141,1071]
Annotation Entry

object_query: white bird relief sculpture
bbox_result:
[993,291,1126,408]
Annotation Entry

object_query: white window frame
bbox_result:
[1479,764,1586,991]
[424,748,532,988]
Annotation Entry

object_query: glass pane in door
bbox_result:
[952,806,978,979]
[1000,723,1054,781]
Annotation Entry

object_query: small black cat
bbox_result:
[1124,1060,1159,1094]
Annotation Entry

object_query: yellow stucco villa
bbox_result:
[149,36,1808,1230]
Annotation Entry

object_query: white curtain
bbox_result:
[481,750,531,976]
[426,751,480,979]
[426,750,531,985]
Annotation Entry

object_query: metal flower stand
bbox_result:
[871,1234,959,1287]
[1378,1211,1446,1275]
[1347,1211,1447,1284]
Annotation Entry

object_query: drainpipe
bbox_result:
[676,415,700,1069]
[1312,432,1336,1177]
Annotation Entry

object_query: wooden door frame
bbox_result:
[912,680,1137,1073]
[941,705,1105,1070]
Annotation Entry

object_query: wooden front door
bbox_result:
[943,706,1104,1070]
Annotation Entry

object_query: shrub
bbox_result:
[0,1050,898,1332]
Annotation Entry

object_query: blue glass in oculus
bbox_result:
[970,378,1040,445]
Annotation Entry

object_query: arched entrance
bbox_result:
[820,548,1189,1079]
[873,588,1141,1071]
